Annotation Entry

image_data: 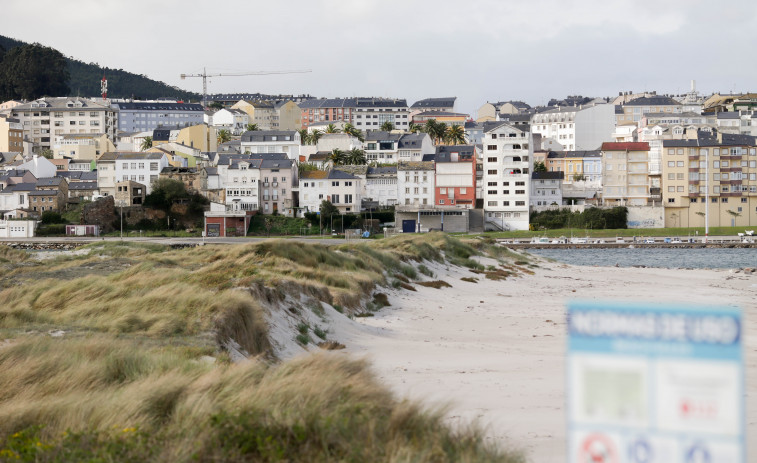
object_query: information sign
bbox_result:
[567,301,744,463]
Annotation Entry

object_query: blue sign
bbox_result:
[567,301,744,463]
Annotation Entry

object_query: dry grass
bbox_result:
[417,280,453,289]
[0,236,534,462]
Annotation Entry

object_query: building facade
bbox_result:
[600,142,650,206]
[112,101,204,133]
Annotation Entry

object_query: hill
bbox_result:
[0,35,200,101]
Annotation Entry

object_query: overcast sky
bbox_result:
[3,0,757,115]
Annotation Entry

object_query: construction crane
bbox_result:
[180,68,312,107]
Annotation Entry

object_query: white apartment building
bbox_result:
[397,133,434,162]
[211,109,249,135]
[600,142,650,206]
[239,130,301,160]
[531,171,564,208]
[114,152,170,194]
[220,158,262,212]
[482,122,532,231]
[299,170,362,214]
[365,166,398,207]
[365,131,402,162]
[530,103,615,151]
[397,161,435,207]
[11,97,118,152]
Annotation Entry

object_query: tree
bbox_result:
[342,123,364,142]
[140,136,153,151]
[38,148,54,159]
[246,123,260,132]
[298,129,309,145]
[346,148,367,165]
[380,121,394,132]
[217,129,231,145]
[325,123,340,134]
[423,119,447,144]
[208,101,224,110]
[309,129,323,145]
[444,125,466,145]
[408,122,421,134]
[330,148,346,166]
[298,162,321,175]
[144,178,188,212]
[319,200,339,222]
[533,161,547,172]
[0,43,70,100]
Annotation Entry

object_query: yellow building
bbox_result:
[231,100,276,129]
[600,142,650,206]
[0,115,23,152]
[273,100,302,130]
[53,133,115,160]
[412,111,468,127]
[662,130,757,227]
[176,125,217,153]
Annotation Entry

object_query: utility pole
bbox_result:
[180,68,312,107]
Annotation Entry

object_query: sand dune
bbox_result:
[342,258,757,462]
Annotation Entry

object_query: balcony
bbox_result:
[272,182,278,187]
[263,182,270,187]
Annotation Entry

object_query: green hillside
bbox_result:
[0,35,200,101]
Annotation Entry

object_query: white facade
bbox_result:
[482,123,532,231]
[397,163,435,207]
[299,176,329,213]
[212,109,249,135]
[0,219,36,237]
[365,168,398,207]
[299,172,362,214]
[239,131,301,161]
[530,173,564,208]
[220,160,261,212]
[18,155,57,179]
[115,153,170,194]
[530,103,616,151]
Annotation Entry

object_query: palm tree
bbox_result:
[217,129,231,145]
[408,122,421,134]
[343,123,364,142]
[445,125,466,145]
[330,148,347,165]
[533,161,547,172]
[140,136,153,151]
[297,129,309,145]
[246,123,260,132]
[308,129,323,145]
[380,121,394,132]
[325,123,340,134]
[346,148,367,165]
[424,119,447,145]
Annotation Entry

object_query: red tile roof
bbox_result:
[601,142,650,151]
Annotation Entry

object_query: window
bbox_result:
[487,145,497,151]
[721,198,728,203]
[668,186,675,192]
[488,190,497,195]
[487,170,497,175]
[487,201,497,206]
[487,157,497,162]
[439,188,446,194]
[515,190,525,194]
[668,198,675,203]
[488,182,497,186]
[668,161,675,167]
[439,200,444,204]
[668,173,675,180]
[676,161,684,167]
[515,201,525,206]
[150,162,158,171]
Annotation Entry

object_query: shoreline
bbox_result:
[340,258,757,462]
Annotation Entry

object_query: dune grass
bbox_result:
[0,234,530,462]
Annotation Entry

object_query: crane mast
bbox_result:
[180,68,312,107]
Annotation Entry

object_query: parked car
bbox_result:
[663,237,672,243]
[644,239,655,244]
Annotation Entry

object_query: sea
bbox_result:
[526,247,757,269]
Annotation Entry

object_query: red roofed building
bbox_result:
[601,142,650,205]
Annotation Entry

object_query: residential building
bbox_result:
[114,152,171,194]
[482,122,531,231]
[68,181,99,200]
[531,171,564,208]
[0,115,23,152]
[210,108,249,135]
[397,133,434,162]
[398,161,435,207]
[477,101,532,122]
[96,153,118,196]
[600,142,650,206]
[364,131,401,162]
[0,170,37,190]
[159,167,201,193]
[0,183,35,212]
[19,155,56,179]
[115,180,146,206]
[530,103,615,151]
[29,187,65,213]
[112,101,204,132]
[240,130,301,160]
[365,166,398,207]
[299,97,410,132]
[273,100,302,131]
[10,97,118,152]
[207,93,314,107]
[617,95,682,124]
[465,121,484,145]
[411,111,468,127]
[409,97,456,118]
[661,130,757,227]
[231,100,276,130]
[434,145,477,209]
[299,170,362,214]
[259,159,297,215]
[53,133,116,160]
[218,157,262,213]
[0,219,36,237]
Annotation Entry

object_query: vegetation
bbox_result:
[0,35,199,101]
[140,136,152,152]
[217,129,231,145]
[529,206,628,230]
[141,178,208,229]
[0,235,527,462]
[245,123,260,132]
[0,42,69,100]
[380,121,394,132]
[445,124,467,145]
[324,123,340,134]
[246,215,313,236]
[342,123,364,142]
[533,161,547,172]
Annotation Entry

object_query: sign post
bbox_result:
[567,301,744,463]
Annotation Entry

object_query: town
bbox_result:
[1,81,756,238]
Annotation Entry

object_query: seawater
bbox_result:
[526,247,757,269]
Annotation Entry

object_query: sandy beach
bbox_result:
[338,256,757,462]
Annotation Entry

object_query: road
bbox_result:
[0,236,349,246]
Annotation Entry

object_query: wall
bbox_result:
[395,209,469,233]
[626,205,665,229]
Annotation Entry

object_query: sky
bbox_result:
[2,0,757,116]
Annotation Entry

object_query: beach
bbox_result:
[340,256,757,462]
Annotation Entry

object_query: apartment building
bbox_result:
[240,130,301,160]
[482,122,531,231]
[530,103,615,151]
[112,101,204,132]
[662,130,757,227]
[299,170,362,214]
[617,95,682,124]
[53,133,116,160]
[211,109,249,135]
[0,115,23,152]
[434,145,477,209]
[299,97,409,132]
[600,142,650,206]
[114,152,171,194]
[365,167,398,207]
[531,171,564,208]
[409,97,456,118]
[411,111,468,127]
[231,100,276,130]
[259,159,297,215]
[11,97,118,152]
[397,161,435,207]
